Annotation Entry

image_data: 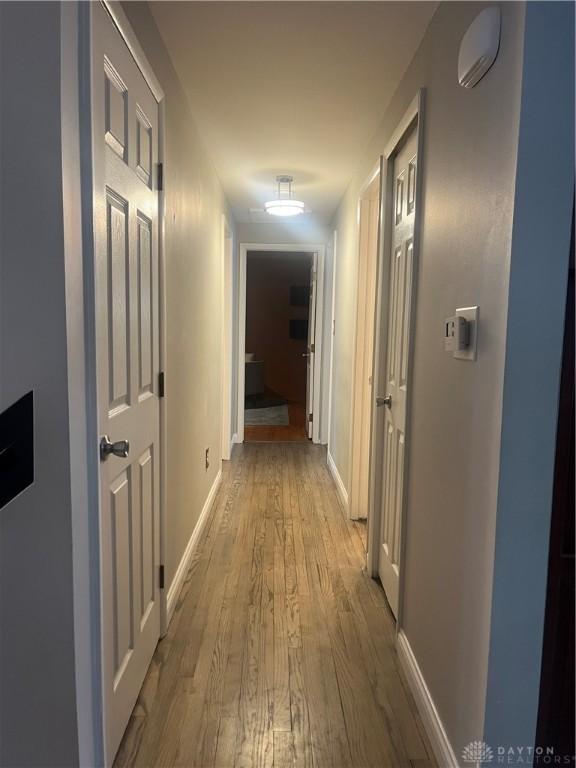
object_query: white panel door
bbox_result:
[92,6,161,764]
[378,126,418,617]
[305,254,318,439]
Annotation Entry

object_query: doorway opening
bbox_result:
[349,164,382,530]
[244,250,313,442]
[536,203,574,757]
[237,243,326,444]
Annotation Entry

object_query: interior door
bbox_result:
[378,125,418,617]
[305,253,318,439]
[92,5,161,763]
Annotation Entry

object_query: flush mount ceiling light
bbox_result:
[264,176,305,217]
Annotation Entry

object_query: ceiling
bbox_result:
[150,1,438,224]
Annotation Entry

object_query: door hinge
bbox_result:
[310,343,315,354]
[308,413,313,423]
[158,371,165,398]
[159,564,165,589]
[156,162,164,191]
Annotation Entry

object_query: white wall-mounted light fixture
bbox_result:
[458,6,501,88]
[265,176,306,217]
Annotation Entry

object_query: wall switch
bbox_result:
[444,316,469,352]
[444,307,479,360]
[454,306,479,361]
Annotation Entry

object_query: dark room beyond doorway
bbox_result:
[244,251,313,442]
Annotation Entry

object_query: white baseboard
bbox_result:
[327,450,349,514]
[396,630,459,768]
[230,433,237,453]
[165,468,222,626]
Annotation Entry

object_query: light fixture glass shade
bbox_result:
[264,199,305,217]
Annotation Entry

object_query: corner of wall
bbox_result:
[483,0,575,752]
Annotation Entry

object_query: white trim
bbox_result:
[396,631,459,768]
[327,450,349,514]
[326,230,338,449]
[237,247,247,443]
[236,242,327,444]
[61,5,102,765]
[158,97,168,640]
[221,215,234,461]
[230,433,238,455]
[166,469,222,625]
[366,90,425,596]
[312,251,324,444]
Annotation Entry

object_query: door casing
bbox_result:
[326,230,338,450]
[236,243,326,444]
[366,91,425,631]
[305,252,319,439]
[221,215,235,459]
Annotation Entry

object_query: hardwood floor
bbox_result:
[245,402,308,443]
[115,443,434,768]
[353,518,368,550]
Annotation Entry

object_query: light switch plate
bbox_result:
[454,306,479,360]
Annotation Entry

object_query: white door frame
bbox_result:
[221,215,234,460]
[348,161,382,522]
[65,2,167,763]
[326,230,338,449]
[236,242,326,444]
[366,91,425,631]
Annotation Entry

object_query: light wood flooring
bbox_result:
[115,443,435,768]
[245,402,308,443]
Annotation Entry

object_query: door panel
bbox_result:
[110,468,133,685]
[107,192,130,412]
[137,213,154,399]
[138,447,155,625]
[378,126,417,617]
[93,5,161,764]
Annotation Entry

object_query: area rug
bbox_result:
[245,395,287,409]
[245,404,289,426]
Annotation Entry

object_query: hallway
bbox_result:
[115,443,434,768]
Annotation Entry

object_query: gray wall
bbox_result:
[330,0,526,755]
[237,218,331,247]
[484,1,574,753]
[0,3,79,765]
[121,3,237,590]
